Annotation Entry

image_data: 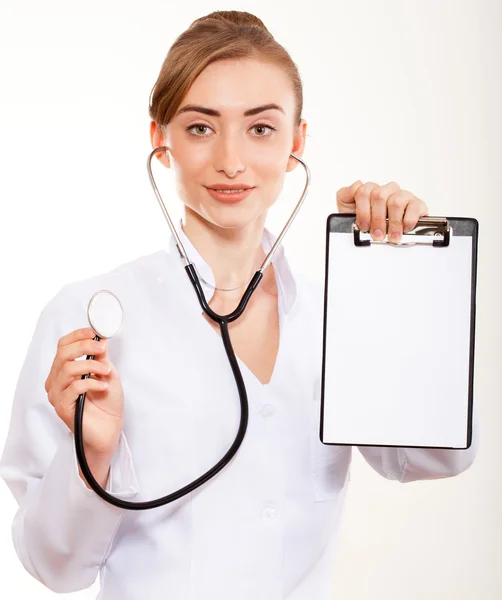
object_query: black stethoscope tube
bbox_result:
[74,266,264,510]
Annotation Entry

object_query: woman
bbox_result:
[0,10,478,600]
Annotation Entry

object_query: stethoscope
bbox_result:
[75,146,311,510]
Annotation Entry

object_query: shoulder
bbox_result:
[43,249,171,320]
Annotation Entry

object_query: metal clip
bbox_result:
[353,216,450,248]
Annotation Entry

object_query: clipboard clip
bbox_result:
[353,217,450,248]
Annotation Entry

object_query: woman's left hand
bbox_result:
[336,180,429,243]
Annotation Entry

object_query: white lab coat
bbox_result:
[0,219,479,599]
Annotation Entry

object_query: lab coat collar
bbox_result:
[168,218,297,315]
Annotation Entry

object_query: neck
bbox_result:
[181,208,273,301]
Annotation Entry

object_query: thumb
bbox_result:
[336,180,363,206]
[96,341,115,378]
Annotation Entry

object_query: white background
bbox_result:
[0,0,500,598]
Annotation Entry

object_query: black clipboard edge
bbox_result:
[319,214,478,451]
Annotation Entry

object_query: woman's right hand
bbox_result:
[45,327,124,457]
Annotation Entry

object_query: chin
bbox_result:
[194,204,266,231]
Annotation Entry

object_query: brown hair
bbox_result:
[148,10,303,131]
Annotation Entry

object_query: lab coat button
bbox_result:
[262,507,276,520]
[261,404,275,418]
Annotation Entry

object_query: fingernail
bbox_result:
[373,229,383,238]
[360,222,369,232]
[390,232,400,242]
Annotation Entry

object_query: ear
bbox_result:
[149,121,171,168]
[286,119,307,173]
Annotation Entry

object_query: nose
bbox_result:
[213,133,246,178]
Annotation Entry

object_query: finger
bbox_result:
[354,182,379,231]
[403,198,428,233]
[46,328,98,392]
[59,338,106,363]
[387,190,414,243]
[54,378,108,423]
[48,327,102,389]
[57,327,99,349]
[93,342,116,377]
[58,359,111,391]
[370,181,401,240]
[49,377,107,411]
[336,180,364,211]
[46,338,106,393]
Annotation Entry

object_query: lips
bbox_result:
[205,186,254,204]
[209,188,248,193]
[206,184,254,191]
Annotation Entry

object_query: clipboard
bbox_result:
[320,215,478,450]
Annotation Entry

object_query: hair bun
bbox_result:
[191,10,269,32]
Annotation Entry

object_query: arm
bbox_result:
[357,403,480,483]
[0,285,140,593]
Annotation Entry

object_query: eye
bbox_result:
[186,124,213,137]
[250,123,276,137]
[186,123,277,138]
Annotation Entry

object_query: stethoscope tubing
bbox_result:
[74,148,311,510]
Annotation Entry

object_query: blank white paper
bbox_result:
[322,231,473,448]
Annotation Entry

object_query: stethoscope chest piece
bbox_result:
[87,289,123,339]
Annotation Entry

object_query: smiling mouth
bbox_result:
[204,187,254,203]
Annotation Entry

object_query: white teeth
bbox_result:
[214,189,245,193]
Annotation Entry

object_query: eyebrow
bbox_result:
[174,103,285,118]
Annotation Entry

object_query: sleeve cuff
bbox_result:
[400,401,480,483]
[382,447,407,481]
[71,431,140,501]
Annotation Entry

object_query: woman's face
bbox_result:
[150,58,307,230]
